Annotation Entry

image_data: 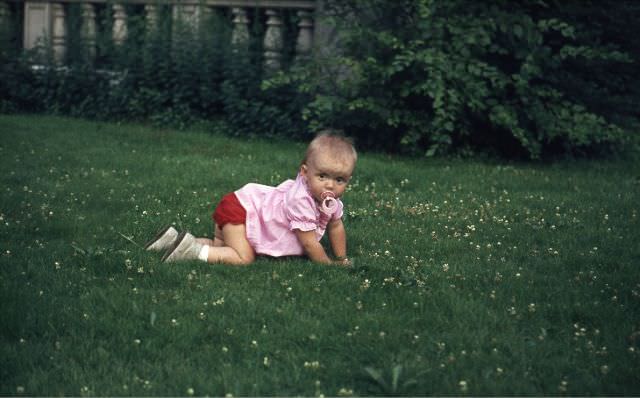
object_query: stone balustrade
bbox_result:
[0,0,319,69]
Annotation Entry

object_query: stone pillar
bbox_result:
[81,3,96,59]
[51,3,66,63]
[0,1,10,49]
[0,2,9,31]
[295,10,314,61]
[173,4,200,27]
[231,7,248,48]
[24,1,52,51]
[0,1,8,17]
[144,4,158,35]
[112,3,127,46]
[199,5,216,42]
[312,0,339,60]
[173,3,200,40]
[201,5,213,23]
[263,9,283,71]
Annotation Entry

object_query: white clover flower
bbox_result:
[558,380,568,392]
[304,361,320,369]
[212,297,225,306]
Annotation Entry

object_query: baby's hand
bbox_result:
[335,257,352,267]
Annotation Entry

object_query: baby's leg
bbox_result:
[196,237,215,245]
[196,224,225,247]
[213,224,225,247]
[206,224,255,265]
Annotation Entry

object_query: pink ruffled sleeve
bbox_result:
[285,195,318,232]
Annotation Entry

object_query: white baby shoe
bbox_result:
[145,225,179,251]
[162,232,203,263]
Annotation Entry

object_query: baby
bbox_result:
[145,131,357,266]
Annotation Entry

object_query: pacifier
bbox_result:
[320,191,338,215]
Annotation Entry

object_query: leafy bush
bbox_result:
[271,0,637,158]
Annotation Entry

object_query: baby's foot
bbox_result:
[162,232,203,263]
[145,225,179,251]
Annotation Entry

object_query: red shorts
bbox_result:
[212,192,247,227]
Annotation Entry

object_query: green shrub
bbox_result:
[273,0,637,158]
[0,55,38,113]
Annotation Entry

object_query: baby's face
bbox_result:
[301,152,354,204]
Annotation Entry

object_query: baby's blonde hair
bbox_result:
[302,130,358,170]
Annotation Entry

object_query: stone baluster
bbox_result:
[201,5,214,22]
[0,2,9,32]
[51,3,66,63]
[81,3,96,59]
[144,4,158,35]
[263,9,283,71]
[23,2,52,51]
[173,3,200,39]
[295,10,314,62]
[200,5,220,44]
[0,1,10,51]
[231,7,249,48]
[192,5,201,30]
[112,4,127,46]
[178,4,200,27]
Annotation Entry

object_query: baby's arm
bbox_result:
[327,218,348,263]
[295,229,345,265]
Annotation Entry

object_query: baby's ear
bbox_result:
[300,164,308,176]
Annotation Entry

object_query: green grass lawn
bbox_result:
[1,114,639,396]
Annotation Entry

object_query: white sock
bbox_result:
[198,245,210,262]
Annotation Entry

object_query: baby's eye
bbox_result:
[336,177,346,184]
[319,173,327,179]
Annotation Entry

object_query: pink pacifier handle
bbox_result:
[320,191,338,215]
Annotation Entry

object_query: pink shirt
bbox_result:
[234,174,344,257]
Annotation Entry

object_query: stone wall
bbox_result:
[1,0,323,69]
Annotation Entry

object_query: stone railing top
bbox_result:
[5,0,317,10]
